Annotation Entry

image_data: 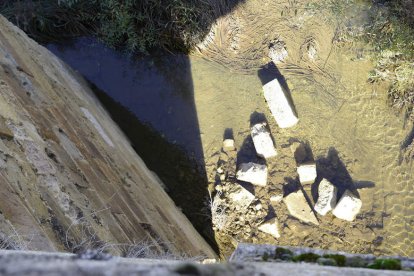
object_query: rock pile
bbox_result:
[209,66,365,250]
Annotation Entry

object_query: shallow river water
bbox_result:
[47,36,414,257]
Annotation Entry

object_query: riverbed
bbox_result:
[46,0,414,258]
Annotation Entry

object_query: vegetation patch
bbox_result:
[367,258,402,270]
[0,0,227,54]
[274,247,294,261]
[363,0,414,122]
[292,252,321,263]
[323,254,346,266]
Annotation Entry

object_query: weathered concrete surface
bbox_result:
[0,16,215,258]
[230,244,414,273]
[1,249,413,276]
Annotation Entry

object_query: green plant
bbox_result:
[274,247,294,261]
[360,1,414,120]
[0,0,224,54]
[323,254,346,266]
[367,258,402,270]
[292,252,321,263]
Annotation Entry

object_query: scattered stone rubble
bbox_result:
[211,134,364,248]
[209,67,365,251]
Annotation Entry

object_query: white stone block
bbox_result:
[332,190,362,221]
[263,79,298,128]
[270,194,283,204]
[228,185,255,206]
[297,163,317,185]
[223,139,235,152]
[236,162,267,186]
[258,218,280,239]
[283,190,319,225]
[251,122,277,159]
[314,179,337,216]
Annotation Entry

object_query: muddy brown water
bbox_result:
[46,24,414,258]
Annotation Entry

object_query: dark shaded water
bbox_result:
[46,38,218,249]
[47,37,204,164]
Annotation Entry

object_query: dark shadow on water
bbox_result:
[401,124,414,150]
[223,128,234,140]
[249,111,267,126]
[283,177,301,197]
[236,135,265,166]
[288,137,315,164]
[87,80,218,251]
[314,147,375,203]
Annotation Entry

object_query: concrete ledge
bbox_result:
[0,249,413,275]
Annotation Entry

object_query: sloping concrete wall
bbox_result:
[0,15,215,258]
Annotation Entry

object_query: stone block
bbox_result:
[236,162,267,186]
[283,190,319,225]
[297,163,317,185]
[228,184,255,207]
[332,190,362,221]
[314,179,337,216]
[263,79,298,128]
[223,139,235,152]
[258,218,280,239]
[251,122,277,159]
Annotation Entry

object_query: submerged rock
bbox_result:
[236,162,268,186]
[223,139,236,152]
[263,79,298,128]
[332,190,362,221]
[258,217,281,239]
[314,179,337,216]
[268,41,288,64]
[284,190,319,225]
[228,184,255,207]
[270,194,283,204]
[251,122,277,159]
[297,163,317,185]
